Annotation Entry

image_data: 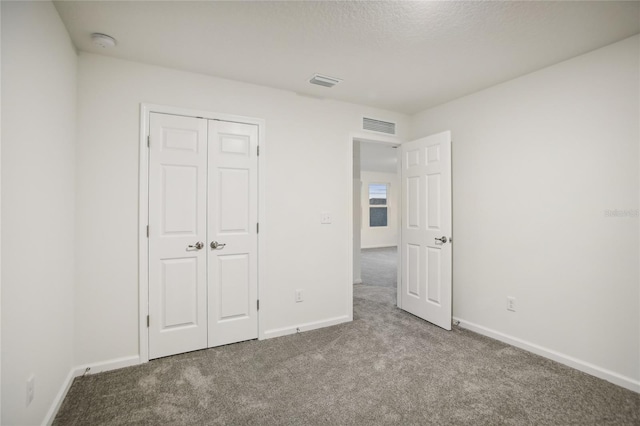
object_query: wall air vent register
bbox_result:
[362,117,396,135]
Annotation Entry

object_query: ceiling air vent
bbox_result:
[309,74,342,88]
[363,117,396,135]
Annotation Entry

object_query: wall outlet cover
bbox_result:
[320,212,332,224]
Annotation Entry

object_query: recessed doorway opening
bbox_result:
[353,139,400,307]
[351,131,453,330]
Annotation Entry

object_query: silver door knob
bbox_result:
[188,242,204,250]
[210,241,226,250]
[435,236,448,244]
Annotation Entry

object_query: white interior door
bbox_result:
[207,120,259,347]
[148,113,208,359]
[400,131,452,330]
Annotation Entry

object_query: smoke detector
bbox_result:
[91,33,117,49]
[309,74,342,88]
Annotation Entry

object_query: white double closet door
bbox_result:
[148,112,258,359]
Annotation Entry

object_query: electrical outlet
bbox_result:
[320,212,332,224]
[26,375,35,407]
[507,296,516,312]
[295,289,303,302]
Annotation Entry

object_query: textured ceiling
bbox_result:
[54,1,640,114]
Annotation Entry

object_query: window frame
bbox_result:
[368,182,389,228]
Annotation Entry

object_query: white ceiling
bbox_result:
[54,1,640,114]
[360,142,397,174]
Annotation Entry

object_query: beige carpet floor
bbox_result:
[54,248,639,425]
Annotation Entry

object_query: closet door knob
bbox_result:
[210,241,226,250]
[188,242,204,250]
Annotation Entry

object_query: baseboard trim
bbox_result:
[361,244,397,249]
[42,368,75,426]
[263,315,351,339]
[72,355,141,377]
[353,278,363,284]
[453,317,640,393]
[43,355,141,425]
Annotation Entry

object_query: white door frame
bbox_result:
[348,131,405,317]
[138,103,267,363]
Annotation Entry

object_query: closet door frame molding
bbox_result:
[138,103,266,363]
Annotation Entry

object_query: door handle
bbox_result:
[435,236,448,244]
[188,242,204,250]
[210,241,226,250]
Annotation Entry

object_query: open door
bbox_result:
[400,131,452,330]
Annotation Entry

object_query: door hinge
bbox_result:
[147,135,150,148]
[257,223,259,234]
[257,300,260,311]
[146,315,150,328]
[146,225,149,238]
[257,145,260,156]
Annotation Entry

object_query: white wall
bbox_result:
[360,171,399,249]
[1,2,77,424]
[410,35,640,388]
[75,53,410,365]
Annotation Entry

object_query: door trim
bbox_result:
[138,103,266,363]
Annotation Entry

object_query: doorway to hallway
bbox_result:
[351,131,453,330]
[358,246,398,305]
[354,139,400,307]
